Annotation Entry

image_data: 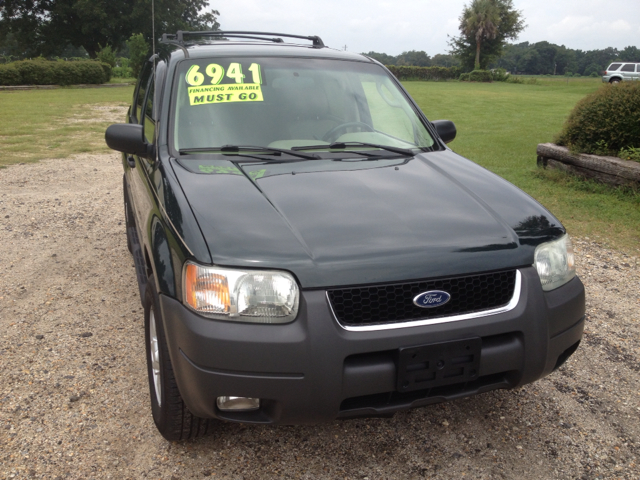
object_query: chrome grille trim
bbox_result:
[327,270,522,332]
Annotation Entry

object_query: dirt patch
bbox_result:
[1,154,639,479]
[64,105,129,125]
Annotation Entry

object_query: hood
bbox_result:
[171,151,563,288]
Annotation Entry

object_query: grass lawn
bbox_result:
[404,78,640,253]
[0,86,133,167]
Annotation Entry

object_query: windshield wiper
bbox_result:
[291,142,415,157]
[179,145,320,161]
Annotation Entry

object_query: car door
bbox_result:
[619,63,636,81]
[127,59,157,247]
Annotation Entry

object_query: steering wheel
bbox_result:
[322,122,375,142]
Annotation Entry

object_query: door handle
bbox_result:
[127,155,136,168]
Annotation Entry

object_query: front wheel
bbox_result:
[144,280,213,441]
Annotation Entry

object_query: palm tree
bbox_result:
[461,0,501,70]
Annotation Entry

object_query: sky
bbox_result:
[209,0,640,56]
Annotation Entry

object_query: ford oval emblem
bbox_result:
[413,290,451,308]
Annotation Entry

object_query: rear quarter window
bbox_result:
[608,63,621,71]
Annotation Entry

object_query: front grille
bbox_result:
[327,270,517,327]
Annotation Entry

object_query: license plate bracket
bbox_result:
[396,338,482,392]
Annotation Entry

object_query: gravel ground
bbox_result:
[1,154,639,480]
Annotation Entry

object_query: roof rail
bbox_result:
[161,31,325,50]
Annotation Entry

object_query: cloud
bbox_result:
[211,0,640,54]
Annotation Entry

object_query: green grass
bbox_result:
[404,79,640,253]
[0,86,133,167]
[108,77,137,84]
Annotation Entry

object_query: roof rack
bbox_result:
[160,31,325,56]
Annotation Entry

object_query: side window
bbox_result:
[621,64,635,72]
[142,74,155,144]
[134,62,153,122]
[608,63,621,71]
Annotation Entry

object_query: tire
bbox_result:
[610,78,621,84]
[144,279,213,441]
[123,174,135,255]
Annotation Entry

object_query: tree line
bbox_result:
[362,51,461,68]
[368,0,638,77]
[494,43,640,76]
[0,0,219,60]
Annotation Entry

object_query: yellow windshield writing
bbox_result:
[188,84,263,106]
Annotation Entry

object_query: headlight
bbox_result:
[183,262,299,323]
[534,234,576,291]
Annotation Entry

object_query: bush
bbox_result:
[97,61,112,82]
[491,68,509,82]
[112,66,133,78]
[96,45,116,68]
[127,33,149,79]
[14,59,56,84]
[459,72,470,81]
[468,70,492,82]
[0,59,107,85]
[0,64,21,85]
[555,82,640,155]
[386,65,461,81]
[619,146,640,163]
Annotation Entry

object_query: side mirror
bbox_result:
[105,124,153,157]
[432,120,457,144]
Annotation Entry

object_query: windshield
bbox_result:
[172,56,435,154]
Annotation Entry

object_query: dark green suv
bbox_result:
[106,31,585,441]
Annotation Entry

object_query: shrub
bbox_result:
[491,68,509,82]
[13,59,56,84]
[555,82,640,155]
[127,33,149,79]
[112,66,133,78]
[0,64,21,85]
[619,146,640,163]
[97,62,112,82]
[468,70,492,82]
[0,59,106,85]
[459,72,470,81]
[96,45,116,68]
[71,61,106,84]
[386,65,461,81]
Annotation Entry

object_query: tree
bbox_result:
[430,54,461,68]
[618,46,640,62]
[127,33,149,79]
[450,0,525,71]
[362,51,398,65]
[0,0,220,58]
[396,50,431,67]
[461,0,500,70]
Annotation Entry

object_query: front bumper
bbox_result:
[159,267,585,424]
